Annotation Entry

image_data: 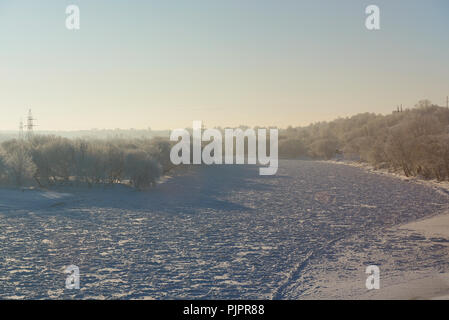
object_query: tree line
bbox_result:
[0,136,174,189]
[2,99,448,188]
[278,100,449,180]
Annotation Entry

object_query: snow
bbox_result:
[1,160,449,299]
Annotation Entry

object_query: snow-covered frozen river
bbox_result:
[1,160,449,299]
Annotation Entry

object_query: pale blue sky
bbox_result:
[0,0,448,130]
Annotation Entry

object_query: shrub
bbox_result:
[124,150,161,190]
[0,136,171,189]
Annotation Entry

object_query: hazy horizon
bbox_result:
[1,0,448,131]
[0,103,445,134]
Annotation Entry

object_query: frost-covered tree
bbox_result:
[124,150,161,190]
[1,141,35,186]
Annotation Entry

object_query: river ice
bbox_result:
[1,160,449,299]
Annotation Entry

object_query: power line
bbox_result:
[26,109,37,140]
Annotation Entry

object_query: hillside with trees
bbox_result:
[279,100,449,181]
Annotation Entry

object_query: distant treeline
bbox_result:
[0,128,171,143]
[2,99,449,188]
[0,136,174,189]
[278,100,449,180]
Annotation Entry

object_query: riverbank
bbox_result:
[318,159,449,300]
[325,159,449,195]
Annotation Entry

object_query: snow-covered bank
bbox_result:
[325,159,449,196]
[357,211,449,300]
[299,160,449,299]
[367,213,449,300]
[0,188,73,213]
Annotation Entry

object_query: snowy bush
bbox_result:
[124,150,161,190]
[1,140,36,186]
[0,136,171,189]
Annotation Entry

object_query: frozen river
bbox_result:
[1,160,449,299]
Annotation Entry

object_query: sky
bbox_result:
[0,0,448,131]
